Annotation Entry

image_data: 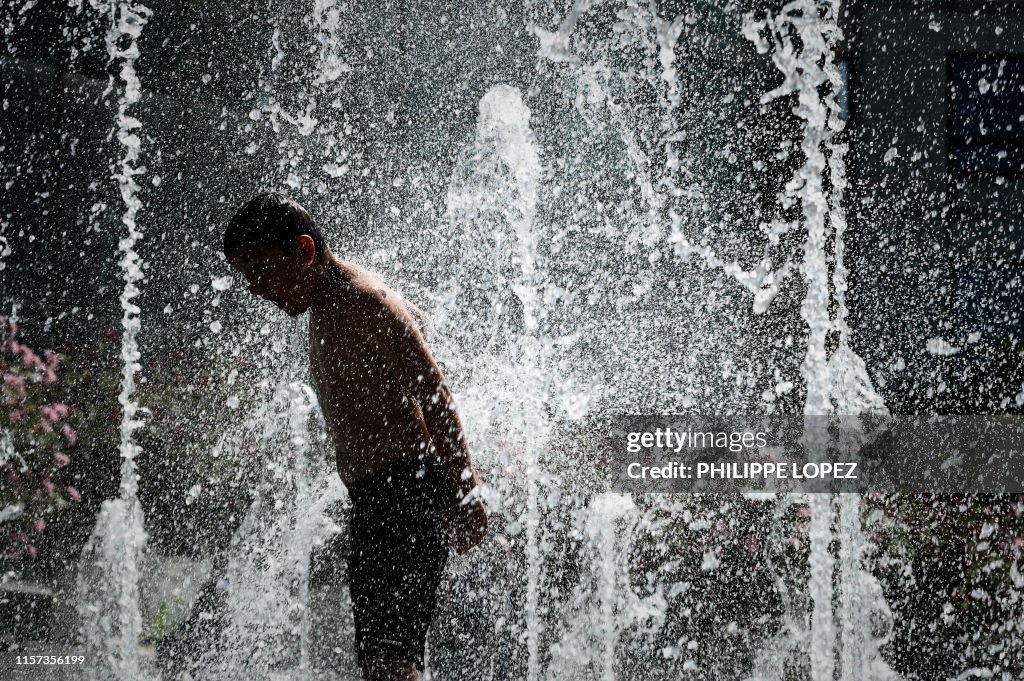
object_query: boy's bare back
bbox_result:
[308,262,437,484]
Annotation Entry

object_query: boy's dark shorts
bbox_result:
[346,455,452,673]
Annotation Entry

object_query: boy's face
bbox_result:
[227,240,314,317]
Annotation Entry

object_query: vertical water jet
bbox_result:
[76,2,153,680]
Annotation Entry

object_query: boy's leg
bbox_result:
[347,458,451,678]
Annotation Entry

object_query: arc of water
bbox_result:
[555,2,799,302]
[531,2,676,262]
[814,5,896,679]
[586,493,651,681]
[743,6,897,681]
[447,83,550,681]
[534,1,794,299]
[107,0,150,617]
[668,223,799,314]
[107,0,151,622]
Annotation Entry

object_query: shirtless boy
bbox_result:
[223,191,488,681]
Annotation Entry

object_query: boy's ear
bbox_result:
[295,235,317,265]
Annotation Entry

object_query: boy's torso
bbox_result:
[308,265,433,485]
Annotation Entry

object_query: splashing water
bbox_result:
[195,376,344,681]
[547,493,666,681]
[448,83,551,681]
[4,0,1021,679]
[742,4,895,680]
[91,2,891,679]
[76,2,153,680]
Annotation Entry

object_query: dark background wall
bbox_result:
[846,0,1024,412]
[1,2,277,354]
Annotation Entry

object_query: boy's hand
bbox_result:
[447,486,488,555]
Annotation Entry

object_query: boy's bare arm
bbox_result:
[355,290,488,554]
[355,291,480,502]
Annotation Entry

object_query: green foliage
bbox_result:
[143,598,189,644]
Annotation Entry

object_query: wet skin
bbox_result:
[226,237,488,556]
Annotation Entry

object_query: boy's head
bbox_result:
[224,191,328,317]
[223,190,326,261]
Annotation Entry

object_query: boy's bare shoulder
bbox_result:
[339,263,428,337]
[341,264,404,316]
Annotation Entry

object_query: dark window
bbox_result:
[948,55,1024,176]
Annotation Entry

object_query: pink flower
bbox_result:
[41,478,54,494]
[19,346,41,369]
[54,452,70,467]
[42,368,57,385]
[66,486,81,503]
[9,408,24,422]
[25,545,37,559]
[100,327,122,341]
[43,350,59,370]
[3,373,25,391]
[40,403,69,422]
[32,518,45,532]
[61,425,77,447]
[3,373,26,401]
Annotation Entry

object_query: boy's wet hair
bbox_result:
[223,191,327,260]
